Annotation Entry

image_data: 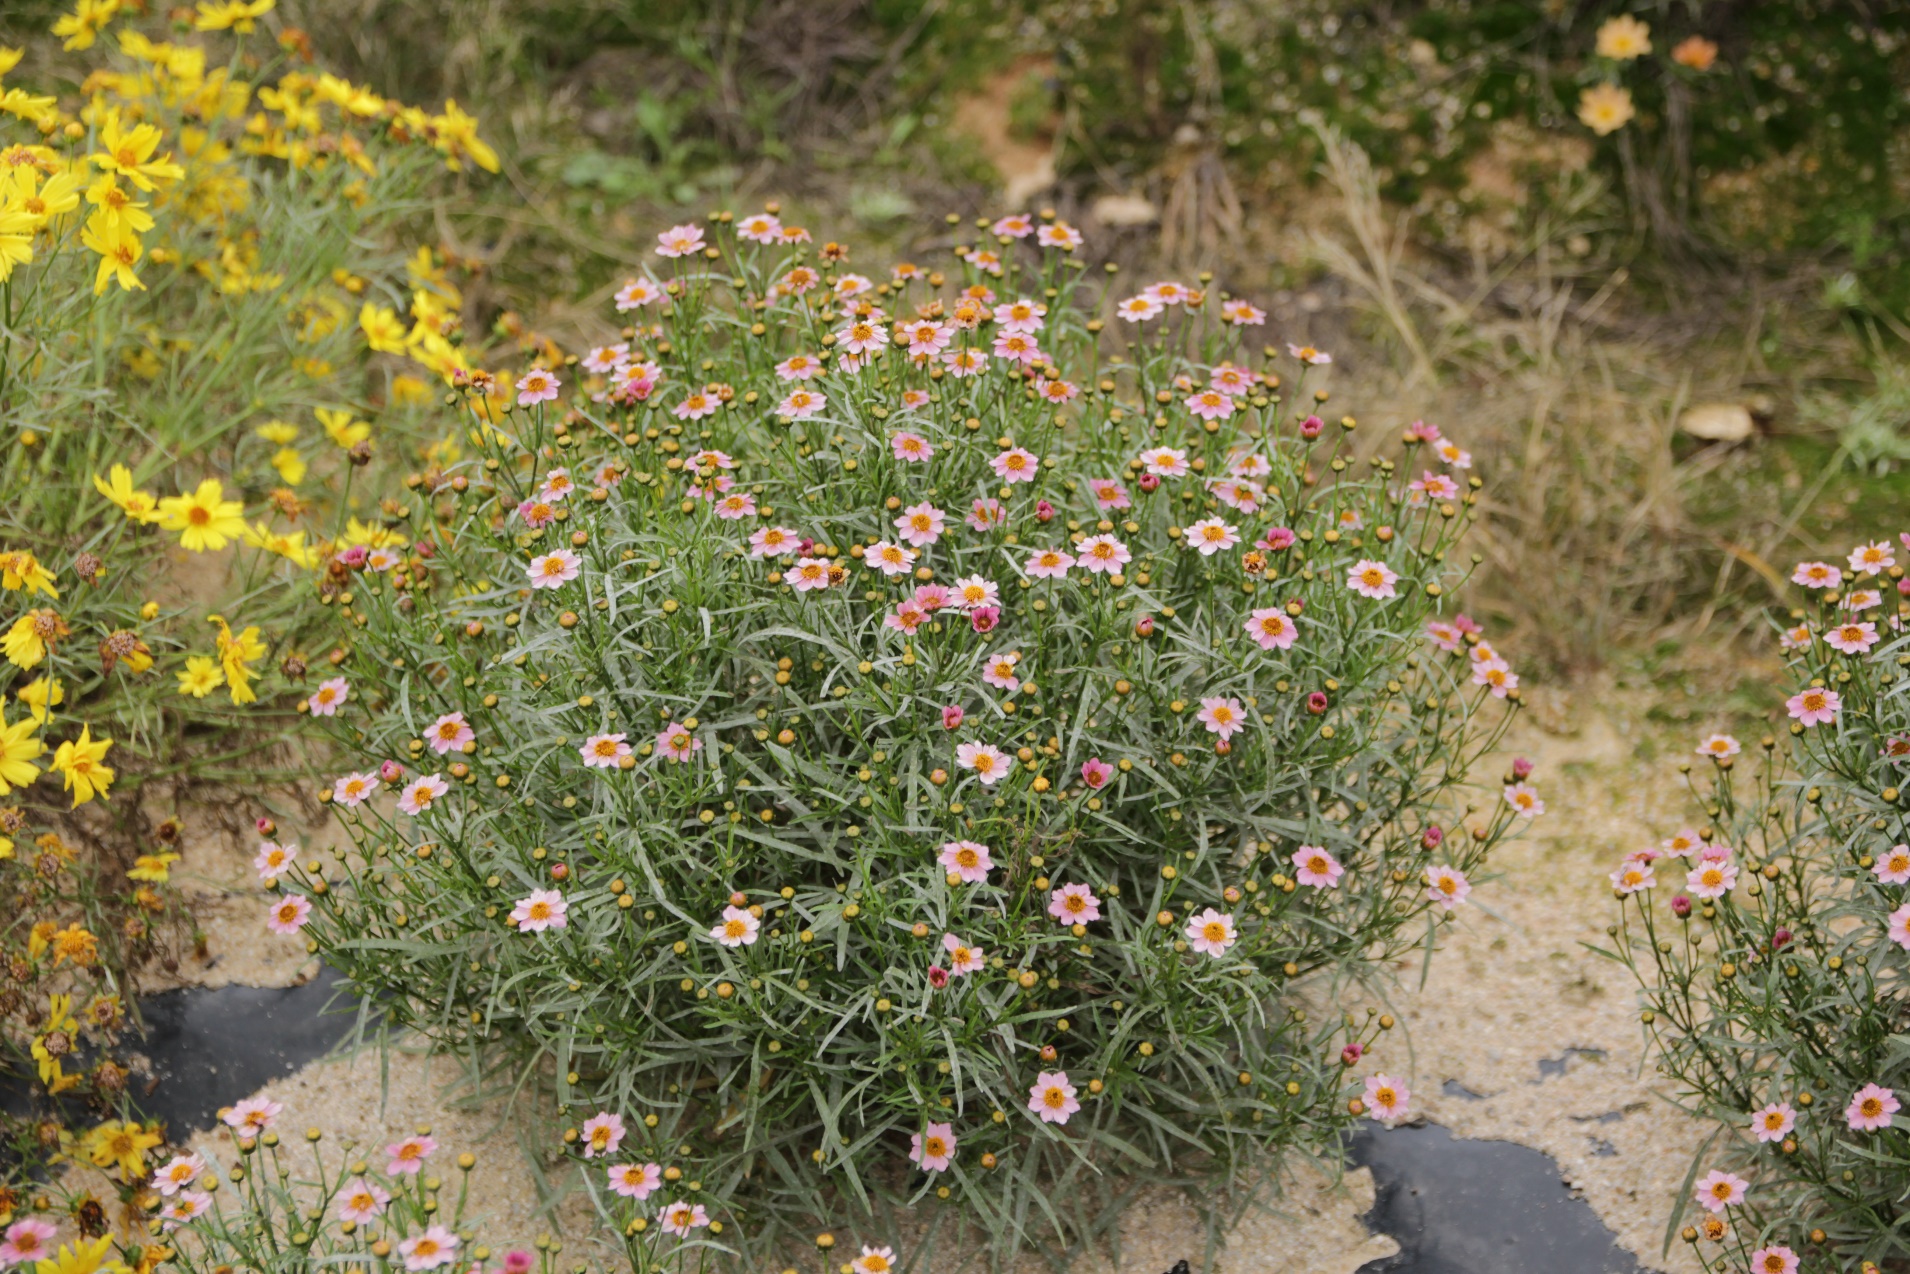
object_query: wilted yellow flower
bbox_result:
[31,994,78,1092]
[157,478,246,551]
[50,725,113,806]
[1577,83,1636,136]
[1595,14,1651,60]
[175,655,223,698]
[3,609,67,670]
[49,921,98,966]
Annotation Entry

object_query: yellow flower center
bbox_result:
[527,901,550,921]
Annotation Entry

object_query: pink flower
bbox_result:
[1260,526,1296,552]
[254,840,295,881]
[853,1245,899,1274]
[939,840,993,883]
[1750,1102,1796,1144]
[966,497,1006,532]
[1850,540,1896,575]
[380,759,406,784]
[1138,446,1189,477]
[614,279,662,309]
[903,320,952,358]
[1195,696,1247,740]
[427,712,474,754]
[1116,294,1164,322]
[1364,1074,1410,1121]
[955,741,1013,785]
[982,651,1021,693]
[581,1112,625,1158]
[1873,844,1910,884]
[712,905,760,947]
[992,214,1034,239]
[909,1121,957,1172]
[1184,908,1237,957]
[1047,883,1101,924]
[1245,607,1299,651]
[1695,1168,1749,1213]
[1076,534,1131,574]
[1694,733,1740,760]
[1089,479,1131,510]
[580,733,631,769]
[658,1202,710,1237]
[385,1135,437,1176]
[1028,1071,1080,1124]
[990,447,1039,483]
[1890,904,1910,951]
[1425,865,1471,909]
[151,1152,208,1197]
[0,1220,58,1265]
[942,932,984,976]
[1856,1084,1902,1130]
[714,492,757,520]
[159,1192,211,1229]
[1685,860,1737,899]
[1791,561,1841,588]
[1220,299,1265,325]
[1080,758,1113,789]
[1826,621,1878,654]
[1185,390,1234,421]
[332,770,378,807]
[942,705,965,730]
[1292,846,1343,889]
[778,388,825,419]
[1184,518,1239,556]
[788,557,834,592]
[654,223,705,258]
[1025,547,1074,580]
[609,1163,662,1199]
[510,890,568,933]
[398,1225,460,1271]
[1608,861,1654,895]
[863,541,917,577]
[1288,343,1332,364]
[527,548,581,589]
[266,893,312,935]
[1347,559,1399,599]
[307,677,349,717]
[1503,782,1545,817]
[502,1252,534,1274]
[895,501,947,547]
[890,431,933,462]
[397,774,449,816]
[1749,1246,1799,1274]
[656,722,702,763]
[748,526,798,558]
[223,1095,282,1133]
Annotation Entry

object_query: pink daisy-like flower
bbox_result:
[266,894,312,935]
[657,721,702,763]
[1425,865,1471,908]
[1434,439,1472,468]
[399,1225,459,1272]
[943,932,984,976]
[658,1201,710,1237]
[939,840,994,883]
[580,733,631,769]
[1888,903,1910,950]
[427,712,474,754]
[1077,534,1132,574]
[1686,860,1738,899]
[1609,861,1654,895]
[1472,660,1519,698]
[1185,907,1237,957]
[990,447,1039,483]
[885,602,929,635]
[1826,621,1878,654]
[673,390,718,421]
[966,498,1005,532]
[1363,1074,1410,1121]
[1874,844,1910,884]
[910,1121,957,1172]
[864,541,917,577]
[837,320,889,356]
[1504,782,1545,817]
[254,840,295,881]
[1749,1246,1799,1274]
[1695,733,1740,759]
[332,770,378,806]
[1089,479,1130,510]
[1791,561,1841,589]
[749,526,799,558]
[223,1095,283,1133]
[1024,547,1074,580]
[1293,846,1344,889]
[903,320,952,358]
[581,343,628,374]
[0,1220,57,1265]
[736,211,781,243]
[397,774,449,816]
[779,388,826,419]
[1425,620,1463,653]
[712,905,760,947]
[1196,696,1247,740]
[581,1112,625,1158]
[1220,299,1266,325]
[654,223,705,258]
[1244,608,1299,651]
[956,741,1014,785]
[890,431,933,462]
[614,278,662,310]
[1138,446,1189,477]
[1116,294,1165,322]
[159,1192,211,1229]
[608,1162,662,1199]
[1288,343,1332,365]
[1210,479,1264,514]
[1185,390,1234,421]
[151,1152,208,1197]
[1185,518,1240,556]
[307,677,349,717]
[1028,1071,1080,1125]
[788,557,833,592]
[774,353,822,381]
[713,492,757,520]
[982,651,1022,693]
[515,368,560,406]
[944,348,989,377]
[1786,687,1840,727]
[1080,757,1113,789]
[527,549,581,590]
[951,575,1000,611]
[1347,559,1399,599]
[1694,1168,1748,1213]
[1849,540,1896,575]
[895,501,946,547]
[853,1245,899,1274]
[1847,1083,1900,1131]
[510,889,568,933]
[1048,882,1101,924]
[1750,1102,1796,1144]
[385,1135,437,1176]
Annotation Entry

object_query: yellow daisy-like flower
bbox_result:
[1577,83,1636,136]
[269,448,307,485]
[82,1119,161,1181]
[0,706,44,794]
[359,302,409,354]
[316,407,370,449]
[16,677,61,725]
[342,517,407,549]
[52,0,123,53]
[92,465,162,523]
[3,609,67,670]
[193,0,274,32]
[34,1234,129,1274]
[127,852,179,883]
[51,725,114,806]
[214,619,265,706]
[157,478,246,552]
[0,551,59,597]
[1595,14,1652,60]
[91,117,184,193]
[79,211,143,295]
[254,420,300,446]
[175,655,223,698]
[242,522,319,569]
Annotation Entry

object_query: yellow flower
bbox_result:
[0,707,43,794]
[92,465,162,523]
[127,853,178,883]
[269,448,307,486]
[359,302,409,354]
[254,420,300,445]
[82,1120,161,1181]
[342,517,406,549]
[193,0,274,32]
[51,725,113,806]
[0,88,58,125]
[1595,14,1652,61]
[30,994,77,1092]
[34,1235,129,1274]
[429,100,499,173]
[3,168,82,227]
[3,609,68,670]
[242,522,319,569]
[0,48,21,77]
[91,117,184,193]
[157,478,246,551]
[49,923,97,967]
[79,212,143,294]
[52,0,123,52]
[0,551,59,597]
[316,407,370,449]
[16,677,61,726]
[213,619,265,706]
[82,175,154,236]
[175,655,223,698]
[1578,83,1636,136]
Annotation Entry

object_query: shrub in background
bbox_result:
[1610,538,1910,1273]
[284,210,1531,1260]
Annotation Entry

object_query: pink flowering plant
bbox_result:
[284,210,1524,1259]
[1606,537,1910,1271]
